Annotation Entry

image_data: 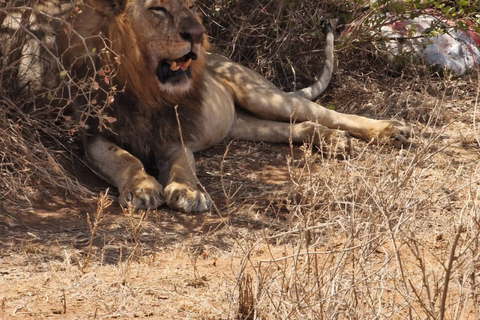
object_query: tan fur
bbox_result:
[56,0,411,212]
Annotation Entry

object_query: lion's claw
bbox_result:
[374,120,412,148]
[164,182,211,213]
[388,121,412,148]
[119,174,165,209]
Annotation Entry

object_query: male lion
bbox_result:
[5,0,411,212]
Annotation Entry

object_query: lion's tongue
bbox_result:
[168,58,192,71]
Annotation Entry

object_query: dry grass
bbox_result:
[1,0,480,319]
[246,123,480,319]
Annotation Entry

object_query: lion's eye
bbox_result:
[189,5,195,13]
[149,7,168,16]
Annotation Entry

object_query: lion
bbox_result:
[7,0,411,212]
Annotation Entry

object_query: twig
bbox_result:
[439,224,463,320]
[79,189,110,272]
[473,69,480,148]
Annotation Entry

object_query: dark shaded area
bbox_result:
[0,139,297,267]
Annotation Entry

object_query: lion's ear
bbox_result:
[89,0,126,17]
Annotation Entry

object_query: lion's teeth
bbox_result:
[170,61,179,71]
[181,59,192,70]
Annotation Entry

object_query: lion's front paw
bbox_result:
[164,182,211,213]
[373,120,412,148]
[119,174,165,209]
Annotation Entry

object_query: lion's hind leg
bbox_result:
[236,87,411,147]
[229,111,351,155]
[209,57,411,147]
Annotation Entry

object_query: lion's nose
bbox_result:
[180,20,204,45]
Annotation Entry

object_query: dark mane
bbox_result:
[105,83,206,164]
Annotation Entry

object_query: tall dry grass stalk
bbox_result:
[79,189,111,272]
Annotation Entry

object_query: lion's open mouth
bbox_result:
[156,52,197,84]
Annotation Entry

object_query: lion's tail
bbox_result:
[289,22,334,101]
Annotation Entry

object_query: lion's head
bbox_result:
[68,0,207,104]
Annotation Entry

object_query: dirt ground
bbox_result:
[1,45,480,320]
